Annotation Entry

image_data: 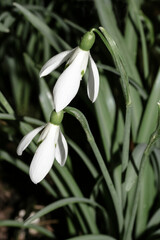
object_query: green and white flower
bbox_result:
[40,31,99,112]
[17,111,67,184]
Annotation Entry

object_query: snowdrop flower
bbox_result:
[40,30,99,112]
[17,111,68,184]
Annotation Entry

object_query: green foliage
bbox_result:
[0,0,160,239]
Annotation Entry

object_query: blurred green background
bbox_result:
[1,0,160,239]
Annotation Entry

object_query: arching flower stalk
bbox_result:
[40,30,99,112]
[17,111,68,184]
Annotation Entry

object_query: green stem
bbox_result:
[65,107,123,233]
[89,137,123,232]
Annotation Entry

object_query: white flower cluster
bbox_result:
[17,30,99,184]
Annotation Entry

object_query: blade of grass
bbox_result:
[135,161,156,237]
[94,28,131,175]
[124,0,143,62]
[130,0,149,78]
[137,69,160,143]
[98,64,147,100]
[13,2,70,51]
[66,234,117,240]
[0,91,14,114]
[65,19,86,33]
[94,0,143,140]
[24,197,106,225]
[94,75,117,161]
[0,220,54,238]
[0,113,16,120]
[123,102,160,240]
[39,77,54,122]
[0,22,9,32]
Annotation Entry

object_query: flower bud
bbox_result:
[50,110,64,125]
[79,31,95,51]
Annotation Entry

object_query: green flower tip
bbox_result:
[79,30,95,51]
[50,110,64,125]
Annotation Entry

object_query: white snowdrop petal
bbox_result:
[17,125,45,156]
[53,50,89,112]
[80,50,90,77]
[87,55,99,102]
[38,123,52,143]
[55,131,68,166]
[66,47,81,65]
[29,124,59,184]
[40,49,73,78]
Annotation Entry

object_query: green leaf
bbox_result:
[5,57,30,114]
[98,64,148,100]
[125,144,146,192]
[98,27,130,104]
[39,77,54,121]
[65,107,93,142]
[94,75,117,161]
[0,113,15,120]
[137,69,160,143]
[0,220,54,238]
[24,197,106,225]
[66,234,117,240]
[94,0,142,85]
[65,19,86,33]
[65,107,123,232]
[129,0,149,78]
[94,0,143,139]
[147,208,160,228]
[54,162,99,233]
[49,168,89,234]
[124,0,143,62]
[96,27,131,173]
[13,2,70,51]
[23,116,44,126]
[135,161,156,237]
[0,22,9,32]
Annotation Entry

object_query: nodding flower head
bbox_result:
[40,30,99,112]
[17,111,68,184]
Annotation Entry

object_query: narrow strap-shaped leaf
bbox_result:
[24,197,106,225]
[94,0,143,140]
[124,0,143,62]
[98,64,147,99]
[0,22,9,32]
[0,91,14,114]
[0,220,54,238]
[137,69,160,143]
[39,78,54,121]
[130,0,149,78]
[13,2,70,51]
[66,234,117,240]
